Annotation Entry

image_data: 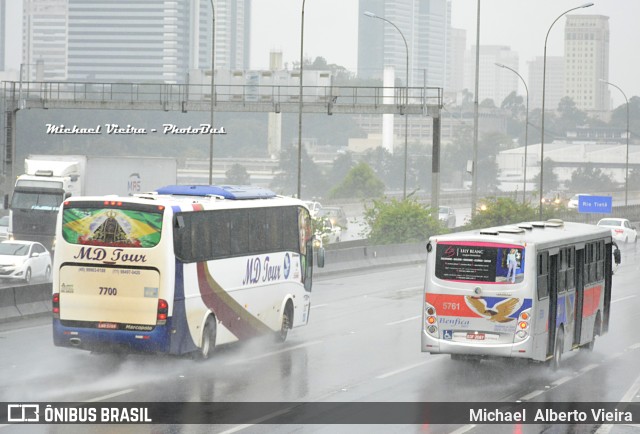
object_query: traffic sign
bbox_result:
[577,195,612,214]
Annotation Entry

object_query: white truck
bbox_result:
[8,155,178,250]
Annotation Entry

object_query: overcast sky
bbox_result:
[249,0,639,107]
[5,0,638,107]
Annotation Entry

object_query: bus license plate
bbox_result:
[467,333,485,340]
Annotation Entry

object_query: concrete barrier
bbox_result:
[0,282,51,322]
[315,241,427,276]
[14,283,52,317]
[0,287,20,321]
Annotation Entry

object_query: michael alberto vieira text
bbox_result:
[470,408,633,423]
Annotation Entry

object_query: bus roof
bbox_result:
[430,220,612,249]
[154,185,277,200]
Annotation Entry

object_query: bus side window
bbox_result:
[537,252,549,299]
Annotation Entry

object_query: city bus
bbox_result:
[52,185,323,358]
[422,220,620,369]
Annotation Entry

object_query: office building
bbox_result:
[22,0,68,81]
[463,45,518,106]
[191,0,251,72]
[564,14,610,112]
[528,56,564,111]
[358,0,451,89]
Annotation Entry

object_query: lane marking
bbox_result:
[84,388,135,403]
[228,340,323,365]
[218,407,293,434]
[448,425,477,434]
[629,343,640,351]
[551,376,572,387]
[519,389,545,400]
[611,295,637,304]
[386,315,421,326]
[376,358,439,379]
[310,304,328,309]
[579,363,599,374]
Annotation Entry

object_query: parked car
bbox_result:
[567,194,591,209]
[597,218,638,244]
[0,216,9,240]
[318,206,348,229]
[0,240,52,283]
[438,206,456,228]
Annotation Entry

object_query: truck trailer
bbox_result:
[8,155,178,250]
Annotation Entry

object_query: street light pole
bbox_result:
[539,2,594,218]
[496,62,529,204]
[208,0,216,185]
[601,79,629,207]
[471,0,480,216]
[297,0,306,199]
[364,11,409,200]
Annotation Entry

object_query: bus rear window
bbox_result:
[62,206,163,248]
[435,242,525,284]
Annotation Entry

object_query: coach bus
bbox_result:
[52,185,323,358]
[422,220,620,369]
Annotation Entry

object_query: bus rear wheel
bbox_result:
[199,317,217,360]
[586,315,601,352]
[276,303,293,343]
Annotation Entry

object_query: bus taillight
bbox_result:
[52,293,60,318]
[424,302,438,336]
[157,299,168,324]
[515,309,531,341]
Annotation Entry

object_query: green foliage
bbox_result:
[565,164,617,192]
[466,197,539,229]
[225,163,250,185]
[328,162,385,199]
[363,198,443,245]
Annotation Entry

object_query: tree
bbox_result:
[466,197,538,229]
[225,164,250,185]
[328,162,385,199]
[363,198,442,244]
[564,164,617,193]
[531,158,560,194]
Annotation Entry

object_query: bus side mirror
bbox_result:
[317,246,325,268]
[613,247,621,265]
[3,194,7,210]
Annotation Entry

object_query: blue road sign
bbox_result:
[577,195,612,214]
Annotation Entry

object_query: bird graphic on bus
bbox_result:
[465,296,520,323]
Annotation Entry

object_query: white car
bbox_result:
[438,206,456,228]
[0,240,52,283]
[567,194,591,209]
[316,217,342,244]
[597,218,638,244]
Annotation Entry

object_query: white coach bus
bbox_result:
[52,185,323,358]
[422,220,620,369]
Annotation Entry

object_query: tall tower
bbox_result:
[193,0,251,71]
[66,0,190,83]
[358,0,450,88]
[22,0,68,80]
[564,14,609,111]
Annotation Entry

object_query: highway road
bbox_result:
[1,244,639,433]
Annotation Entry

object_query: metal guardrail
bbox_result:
[1,81,443,116]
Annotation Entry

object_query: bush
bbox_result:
[363,198,443,245]
[466,197,539,229]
